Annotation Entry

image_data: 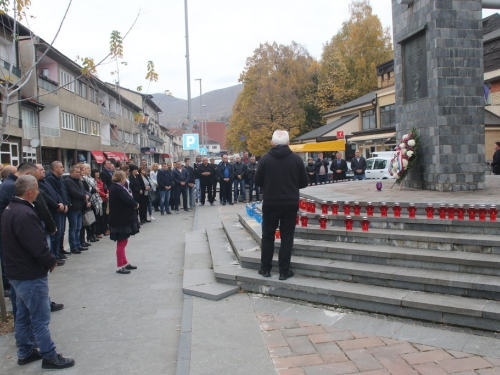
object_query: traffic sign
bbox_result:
[183,134,199,150]
[199,147,207,155]
[337,131,344,139]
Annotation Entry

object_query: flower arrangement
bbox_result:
[389,127,419,184]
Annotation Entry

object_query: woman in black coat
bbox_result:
[108,170,139,274]
[128,165,148,224]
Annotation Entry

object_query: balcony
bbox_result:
[38,76,58,92]
[2,59,21,77]
[110,139,119,146]
[109,111,116,119]
[99,106,109,116]
[41,122,60,138]
[23,125,38,140]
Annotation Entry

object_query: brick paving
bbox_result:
[258,313,500,375]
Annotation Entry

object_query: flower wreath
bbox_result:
[389,127,419,184]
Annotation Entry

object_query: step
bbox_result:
[219,217,500,332]
[239,213,500,276]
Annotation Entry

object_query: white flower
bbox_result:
[408,139,416,147]
[403,134,409,140]
[401,149,407,155]
[402,159,409,168]
[392,161,398,169]
[407,151,414,158]
[399,143,406,149]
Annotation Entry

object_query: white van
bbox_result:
[365,157,395,179]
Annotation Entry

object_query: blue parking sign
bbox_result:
[183,134,199,150]
[199,147,207,155]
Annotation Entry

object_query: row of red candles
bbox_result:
[298,198,499,221]
[293,213,367,231]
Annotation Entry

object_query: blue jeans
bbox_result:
[67,209,82,250]
[50,212,65,257]
[195,179,200,200]
[353,174,366,180]
[316,174,328,184]
[159,189,171,213]
[248,179,260,201]
[10,277,57,360]
[187,185,194,208]
[233,179,246,201]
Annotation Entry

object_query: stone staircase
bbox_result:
[206,203,500,332]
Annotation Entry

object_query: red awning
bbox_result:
[104,152,129,162]
[91,150,106,164]
[160,153,171,158]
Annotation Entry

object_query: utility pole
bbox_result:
[195,78,202,148]
[184,0,193,161]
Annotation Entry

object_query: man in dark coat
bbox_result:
[246,156,259,202]
[351,149,367,180]
[64,165,90,254]
[184,158,196,210]
[2,175,74,370]
[157,162,173,215]
[254,130,308,280]
[172,161,190,213]
[209,158,218,202]
[216,155,234,205]
[330,152,348,181]
[233,155,247,202]
[198,157,214,206]
[314,153,330,184]
[45,161,70,253]
[490,141,500,175]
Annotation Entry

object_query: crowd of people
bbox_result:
[306,151,368,184]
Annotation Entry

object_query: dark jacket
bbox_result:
[2,197,56,280]
[216,162,234,181]
[173,168,190,186]
[210,163,218,182]
[100,168,113,190]
[491,149,500,175]
[184,166,195,184]
[330,158,348,180]
[233,162,246,180]
[157,169,173,190]
[194,162,202,179]
[246,162,258,180]
[306,162,316,175]
[34,190,57,235]
[38,178,62,214]
[108,183,138,229]
[197,163,213,184]
[0,173,17,227]
[128,173,145,201]
[254,144,308,205]
[64,177,89,211]
[314,158,330,174]
[45,171,69,206]
[350,156,367,175]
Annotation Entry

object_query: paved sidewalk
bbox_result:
[0,209,193,374]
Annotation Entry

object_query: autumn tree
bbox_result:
[227,42,321,156]
[317,0,393,112]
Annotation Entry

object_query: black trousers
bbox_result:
[200,180,213,204]
[220,180,232,204]
[211,180,217,200]
[261,204,298,273]
[139,195,148,222]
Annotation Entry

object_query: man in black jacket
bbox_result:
[198,157,214,206]
[233,155,246,203]
[46,161,70,253]
[3,175,75,370]
[216,155,234,205]
[490,142,500,175]
[157,162,173,215]
[64,165,90,254]
[209,158,218,201]
[314,153,330,184]
[254,130,308,280]
[351,149,367,180]
[246,156,259,202]
[194,155,202,203]
[330,152,348,181]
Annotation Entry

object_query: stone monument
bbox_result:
[392,0,485,191]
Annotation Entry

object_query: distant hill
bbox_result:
[151,84,243,127]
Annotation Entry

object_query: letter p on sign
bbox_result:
[183,134,199,150]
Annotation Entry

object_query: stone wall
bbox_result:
[392,0,485,191]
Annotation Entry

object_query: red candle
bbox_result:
[343,201,351,215]
[321,201,328,215]
[366,202,374,217]
[489,205,498,221]
[478,205,487,221]
[438,204,446,220]
[407,203,417,218]
[319,215,327,229]
[425,204,435,219]
[393,203,402,218]
[345,215,353,231]
[275,229,280,239]
[447,204,455,220]
[331,201,339,215]
[380,202,388,217]
[310,200,316,214]
[299,197,307,211]
[467,205,476,221]
[353,201,361,216]
[457,205,465,220]
[361,216,370,232]
[306,200,312,213]
[300,213,309,227]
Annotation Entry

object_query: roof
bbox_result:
[107,84,163,114]
[294,114,359,142]
[323,91,376,116]
[485,109,500,126]
[484,28,500,43]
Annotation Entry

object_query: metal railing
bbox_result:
[2,59,21,77]
[40,122,60,138]
[109,111,116,119]
[23,126,38,140]
[38,77,58,92]
[99,106,109,116]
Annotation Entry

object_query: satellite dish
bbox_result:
[30,138,40,148]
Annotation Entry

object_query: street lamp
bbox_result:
[202,104,207,148]
[195,78,202,149]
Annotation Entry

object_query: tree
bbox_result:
[318,0,393,111]
[226,42,321,156]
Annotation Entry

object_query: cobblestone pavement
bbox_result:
[258,313,500,375]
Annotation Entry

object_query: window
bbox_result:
[380,104,395,128]
[1,142,19,166]
[211,145,217,150]
[362,109,376,130]
[366,159,374,170]
[374,159,387,170]
[89,87,98,104]
[22,107,37,139]
[59,69,74,92]
[61,112,75,131]
[77,117,88,134]
[76,81,87,98]
[90,120,100,136]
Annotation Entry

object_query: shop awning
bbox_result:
[90,150,106,164]
[160,153,171,158]
[289,144,305,152]
[104,152,129,162]
[302,140,345,152]
[349,132,396,143]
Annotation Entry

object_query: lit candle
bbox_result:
[321,201,329,215]
[353,201,361,216]
[319,215,327,229]
[345,215,353,231]
[380,202,388,217]
[447,204,455,220]
[300,213,309,227]
[467,205,476,221]
[331,201,339,215]
[361,216,370,232]
[275,229,280,239]
[393,203,402,218]
[366,202,374,217]
[489,205,498,222]
[457,204,465,220]
[478,205,487,221]
[438,204,446,220]
[407,203,417,218]
[425,204,435,219]
[343,201,351,215]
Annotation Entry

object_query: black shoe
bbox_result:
[3,289,10,298]
[56,259,65,266]
[140,221,146,224]
[196,199,199,203]
[145,219,151,223]
[167,211,172,215]
[184,209,189,212]
[59,254,68,260]
[77,247,88,251]
[125,264,137,270]
[116,267,131,274]
[70,249,81,254]
[18,349,42,365]
[200,203,204,206]
[258,269,271,278]
[279,270,294,281]
[61,249,71,255]
[222,202,226,206]
[229,202,234,205]
[210,202,215,206]
[88,238,97,243]
[161,212,165,216]
[50,302,64,312]
[41,354,75,369]
[82,242,91,247]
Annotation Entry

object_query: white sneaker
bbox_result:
[150,216,155,221]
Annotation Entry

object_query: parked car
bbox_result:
[365,157,395,179]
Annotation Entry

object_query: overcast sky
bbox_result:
[20,0,498,100]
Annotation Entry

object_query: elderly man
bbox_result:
[64,165,90,253]
[3,175,75,369]
[330,152,348,181]
[198,157,214,206]
[351,149,367,180]
[254,130,308,280]
[233,155,247,203]
[216,155,234,205]
[246,156,259,202]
